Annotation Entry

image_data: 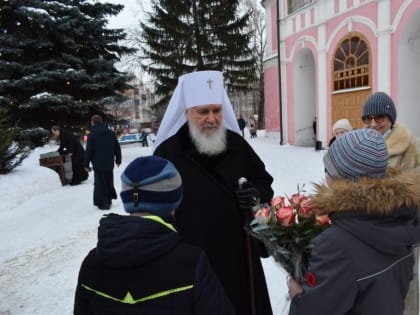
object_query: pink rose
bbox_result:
[298,199,313,217]
[289,193,306,208]
[271,196,286,209]
[276,206,296,226]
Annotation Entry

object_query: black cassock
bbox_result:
[58,129,88,185]
[155,123,274,315]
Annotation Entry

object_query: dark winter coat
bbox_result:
[57,129,88,183]
[237,118,246,130]
[154,123,274,315]
[289,169,420,315]
[84,124,121,171]
[74,213,234,315]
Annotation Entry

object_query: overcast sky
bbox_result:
[100,0,148,29]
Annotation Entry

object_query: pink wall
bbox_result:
[264,0,419,142]
[284,36,318,144]
[264,66,280,133]
[334,0,339,14]
[271,4,278,52]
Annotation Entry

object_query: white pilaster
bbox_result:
[317,22,328,145]
[377,0,392,93]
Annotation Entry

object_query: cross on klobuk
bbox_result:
[206,78,213,89]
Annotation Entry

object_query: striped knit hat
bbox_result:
[323,129,388,180]
[120,156,183,214]
[362,92,396,124]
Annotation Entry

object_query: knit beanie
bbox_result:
[332,118,353,134]
[323,129,388,180]
[362,92,396,124]
[120,156,183,215]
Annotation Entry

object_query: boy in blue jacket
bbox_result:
[74,156,234,314]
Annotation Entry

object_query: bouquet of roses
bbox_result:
[248,185,330,283]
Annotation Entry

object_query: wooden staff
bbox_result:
[239,177,257,315]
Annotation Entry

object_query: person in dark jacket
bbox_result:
[74,156,235,315]
[84,115,121,210]
[153,70,274,315]
[51,126,88,185]
[288,129,420,315]
[237,116,246,138]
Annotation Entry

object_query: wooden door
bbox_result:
[331,89,371,130]
[331,33,371,130]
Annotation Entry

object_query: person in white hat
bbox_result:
[328,118,353,146]
[154,70,274,315]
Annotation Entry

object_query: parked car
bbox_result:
[118,133,141,145]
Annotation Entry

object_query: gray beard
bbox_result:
[188,121,227,156]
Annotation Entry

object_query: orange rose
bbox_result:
[298,199,313,217]
[271,196,285,209]
[316,215,330,226]
[276,206,296,226]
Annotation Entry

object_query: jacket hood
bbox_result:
[90,124,111,136]
[310,169,420,255]
[310,168,420,216]
[96,213,179,268]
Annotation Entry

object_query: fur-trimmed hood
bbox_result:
[310,168,420,216]
[310,169,420,256]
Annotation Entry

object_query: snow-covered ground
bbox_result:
[0,131,325,314]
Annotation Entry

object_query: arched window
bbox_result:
[333,34,370,91]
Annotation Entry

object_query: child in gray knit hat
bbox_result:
[323,128,388,180]
[287,128,420,315]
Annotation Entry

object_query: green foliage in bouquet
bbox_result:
[248,185,330,283]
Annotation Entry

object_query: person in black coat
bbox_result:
[288,129,420,315]
[84,115,121,210]
[51,126,88,185]
[153,70,274,315]
[237,116,246,138]
[74,156,235,315]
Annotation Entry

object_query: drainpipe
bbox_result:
[276,0,284,144]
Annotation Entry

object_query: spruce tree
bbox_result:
[0,0,136,128]
[138,0,256,114]
[0,109,30,174]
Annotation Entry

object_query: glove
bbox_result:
[236,186,259,210]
